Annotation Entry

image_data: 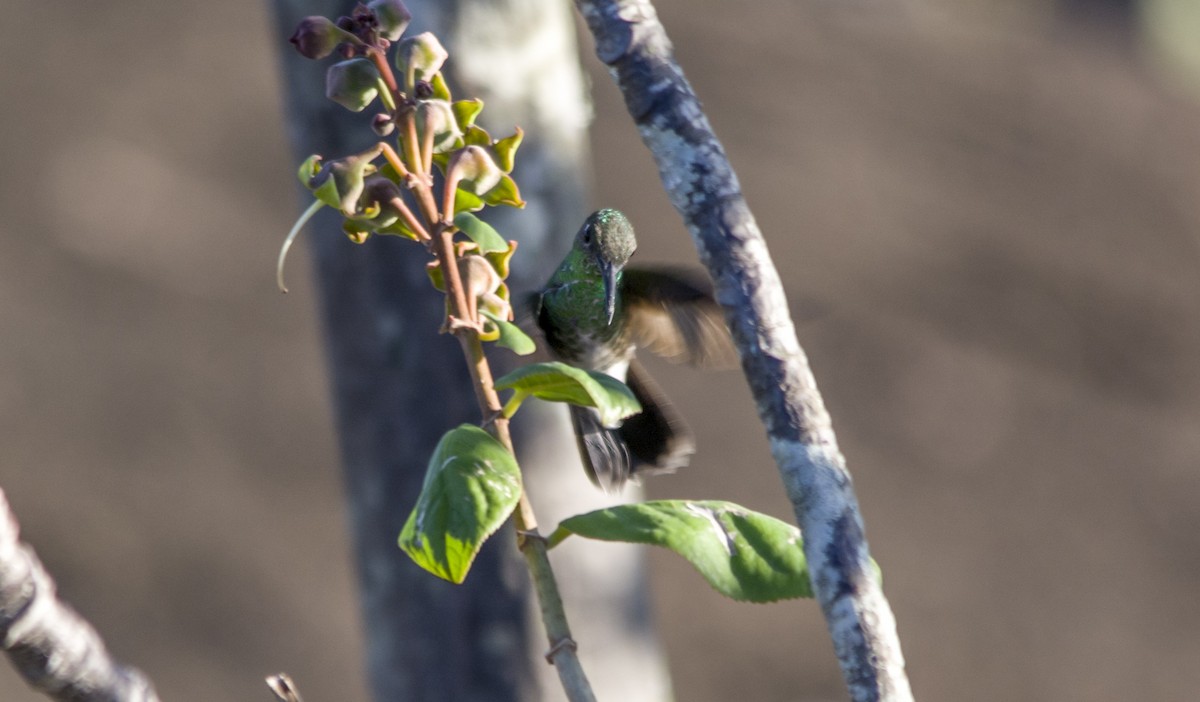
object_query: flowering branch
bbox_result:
[282,5,596,698]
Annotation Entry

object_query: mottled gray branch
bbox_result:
[0,489,159,702]
[573,2,913,700]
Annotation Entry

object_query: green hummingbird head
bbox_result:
[577,208,636,265]
[576,209,636,324]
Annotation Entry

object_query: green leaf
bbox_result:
[452,99,484,131]
[430,71,452,101]
[432,152,451,175]
[376,218,421,241]
[311,172,342,209]
[484,239,517,280]
[453,212,508,254]
[297,154,323,186]
[492,128,523,173]
[341,218,372,244]
[555,500,813,603]
[463,124,492,147]
[494,362,640,427]
[480,310,536,355]
[399,425,523,584]
[453,188,485,214]
[482,173,525,208]
[425,261,445,291]
[325,58,380,112]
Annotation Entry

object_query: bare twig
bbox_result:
[0,488,160,702]
[266,672,304,702]
[573,2,913,700]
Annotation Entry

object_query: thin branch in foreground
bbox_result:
[0,488,160,702]
[573,1,913,700]
[266,672,304,702]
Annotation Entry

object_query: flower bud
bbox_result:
[396,32,448,86]
[325,58,380,112]
[359,175,405,227]
[417,100,462,154]
[371,113,395,137]
[450,145,503,196]
[289,16,353,60]
[342,219,372,245]
[368,0,412,41]
[308,145,383,215]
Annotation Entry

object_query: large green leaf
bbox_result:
[399,425,522,584]
[494,362,640,427]
[552,500,813,603]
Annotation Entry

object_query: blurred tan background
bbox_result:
[2,1,1199,700]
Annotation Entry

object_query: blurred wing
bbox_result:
[619,360,694,476]
[570,404,634,492]
[622,267,737,368]
[569,362,695,492]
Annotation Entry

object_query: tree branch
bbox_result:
[0,488,160,702]
[572,2,913,700]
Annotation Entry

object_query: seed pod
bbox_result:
[368,0,412,41]
[325,58,380,112]
[395,32,448,86]
[450,145,503,196]
[290,16,356,60]
[371,113,395,137]
[417,100,462,154]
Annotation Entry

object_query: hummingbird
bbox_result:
[532,209,734,491]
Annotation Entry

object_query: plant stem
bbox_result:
[431,209,596,702]
[379,141,410,179]
[365,33,596,702]
[401,111,441,221]
[422,109,436,175]
[501,391,526,420]
[369,46,442,226]
[388,196,431,242]
[375,77,397,112]
[366,47,401,102]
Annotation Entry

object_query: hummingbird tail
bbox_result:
[568,361,695,492]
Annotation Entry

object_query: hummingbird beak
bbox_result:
[602,260,619,325]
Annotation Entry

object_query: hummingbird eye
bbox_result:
[581,227,593,245]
